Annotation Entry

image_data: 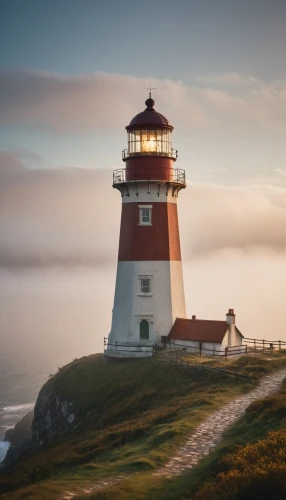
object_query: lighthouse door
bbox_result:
[140,319,149,340]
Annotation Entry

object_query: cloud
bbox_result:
[9,146,42,166]
[0,153,120,268]
[274,168,286,177]
[197,73,263,86]
[0,70,285,137]
[204,167,228,173]
[180,183,286,257]
[1,150,286,269]
[0,151,25,174]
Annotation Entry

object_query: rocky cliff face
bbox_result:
[33,390,76,441]
[4,410,34,447]
[1,381,77,470]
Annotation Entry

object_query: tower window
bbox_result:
[138,205,152,225]
[140,278,150,293]
[141,209,151,223]
[138,276,152,295]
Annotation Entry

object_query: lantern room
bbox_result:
[122,97,177,161]
[127,129,173,156]
[116,96,184,185]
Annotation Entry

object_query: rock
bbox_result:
[68,414,75,424]
[1,390,77,470]
[32,393,77,442]
[4,410,34,446]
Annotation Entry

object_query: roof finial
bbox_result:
[144,84,157,99]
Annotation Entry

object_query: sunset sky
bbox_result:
[1,0,286,360]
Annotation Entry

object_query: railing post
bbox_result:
[254,339,256,352]
[263,339,265,353]
[279,340,281,350]
[245,344,248,354]
[199,342,202,356]
[115,341,117,353]
[225,347,228,360]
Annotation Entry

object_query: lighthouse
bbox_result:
[104,94,186,359]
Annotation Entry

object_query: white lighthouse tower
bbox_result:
[104,94,186,359]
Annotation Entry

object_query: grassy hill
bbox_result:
[1,351,286,500]
[189,375,286,500]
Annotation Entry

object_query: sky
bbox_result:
[0,0,286,363]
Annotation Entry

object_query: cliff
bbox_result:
[1,352,286,500]
[4,411,34,446]
[2,364,78,469]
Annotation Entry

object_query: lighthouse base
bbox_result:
[104,341,154,360]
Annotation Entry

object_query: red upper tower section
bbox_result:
[113,97,185,187]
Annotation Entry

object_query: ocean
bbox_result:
[0,349,66,463]
[0,268,113,462]
[0,353,58,440]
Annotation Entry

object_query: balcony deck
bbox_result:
[113,167,186,186]
[122,149,178,161]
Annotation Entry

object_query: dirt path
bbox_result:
[62,367,286,498]
[154,367,286,477]
[62,477,124,499]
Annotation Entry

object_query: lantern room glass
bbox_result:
[128,130,171,155]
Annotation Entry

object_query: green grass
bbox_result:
[72,374,286,500]
[189,377,286,499]
[181,349,286,377]
[1,351,286,500]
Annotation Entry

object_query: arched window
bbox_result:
[140,319,149,340]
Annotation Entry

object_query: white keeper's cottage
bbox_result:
[168,309,244,355]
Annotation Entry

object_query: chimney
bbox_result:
[226,308,235,323]
[192,315,196,320]
[226,309,235,347]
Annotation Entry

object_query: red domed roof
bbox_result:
[126,98,173,131]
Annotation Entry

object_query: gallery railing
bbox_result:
[122,148,178,160]
[113,167,186,185]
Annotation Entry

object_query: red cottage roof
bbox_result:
[169,318,229,343]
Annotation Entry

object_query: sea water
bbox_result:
[0,352,55,463]
[0,354,49,439]
[0,268,112,463]
[0,440,10,463]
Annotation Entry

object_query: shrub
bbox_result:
[194,429,286,500]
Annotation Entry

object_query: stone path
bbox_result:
[62,476,125,499]
[62,367,286,497]
[154,367,286,477]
